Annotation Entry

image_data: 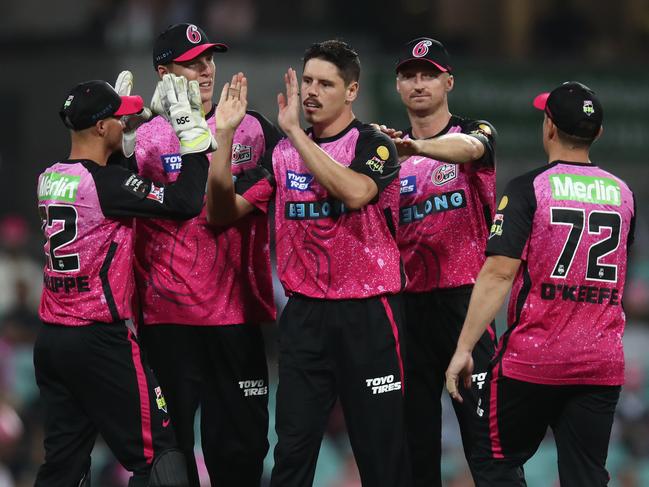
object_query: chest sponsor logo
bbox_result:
[400,190,466,225]
[231,143,253,164]
[432,163,457,186]
[286,170,314,191]
[400,176,417,195]
[161,153,182,173]
[366,374,402,395]
[146,183,165,204]
[549,174,621,206]
[285,199,349,220]
[489,213,504,238]
[38,172,80,202]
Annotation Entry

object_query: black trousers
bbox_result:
[402,288,496,487]
[33,322,178,487]
[472,363,620,487]
[270,294,411,487]
[139,323,269,487]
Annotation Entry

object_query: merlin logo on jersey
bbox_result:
[38,173,80,202]
[365,374,402,395]
[400,176,417,195]
[286,171,314,191]
[400,190,466,225]
[161,153,182,173]
[238,379,268,397]
[231,143,252,164]
[432,163,457,186]
[154,387,168,413]
[550,174,621,206]
[489,213,504,238]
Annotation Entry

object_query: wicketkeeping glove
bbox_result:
[162,73,217,155]
[114,71,152,157]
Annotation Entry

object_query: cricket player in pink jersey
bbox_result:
[378,37,497,486]
[446,81,636,486]
[215,40,411,487]
[35,76,217,486]
[133,23,280,487]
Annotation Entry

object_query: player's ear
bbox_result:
[345,81,359,104]
[157,65,169,78]
[445,74,454,92]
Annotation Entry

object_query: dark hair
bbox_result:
[556,127,597,149]
[303,40,361,85]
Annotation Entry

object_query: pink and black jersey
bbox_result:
[38,154,209,326]
[397,116,496,291]
[239,120,404,299]
[488,161,636,385]
[134,108,280,326]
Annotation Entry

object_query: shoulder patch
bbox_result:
[376,145,390,161]
[122,174,151,198]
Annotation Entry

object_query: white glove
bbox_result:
[114,71,152,157]
[161,74,217,155]
[150,79,170,122]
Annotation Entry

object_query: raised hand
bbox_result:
[215,72,248,132]
[114,70,152,157]
[392,137,423,158]
[163,73,217,155]
[277,67,301,134]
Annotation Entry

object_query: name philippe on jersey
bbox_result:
[43,275,91,294]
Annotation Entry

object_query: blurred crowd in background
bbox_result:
[0,0,648,485]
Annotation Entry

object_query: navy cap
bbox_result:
[59,80,144,131]
[533,81,603,139]
[153,23,228,68]
[396,37,452,74]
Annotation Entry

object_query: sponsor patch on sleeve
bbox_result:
[122,174,150,198]
[376,145,390,161]
[489,213,504,238]
[497,195,508,211]
[471,123,492,138]
[161,153,182,173]
[146,183,165,204]
[366,156,385,173]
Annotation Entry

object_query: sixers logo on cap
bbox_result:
[186,24,202,44]
[412,40,433,58]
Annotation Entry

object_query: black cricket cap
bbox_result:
[59,80,144,131]
[533,81,603,139]
[153,23,228,69]
[396,37,452,74]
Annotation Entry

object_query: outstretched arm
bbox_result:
[205,73,257,226]
[278,68,378,210]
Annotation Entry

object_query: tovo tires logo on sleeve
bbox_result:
[161,153,182,173]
